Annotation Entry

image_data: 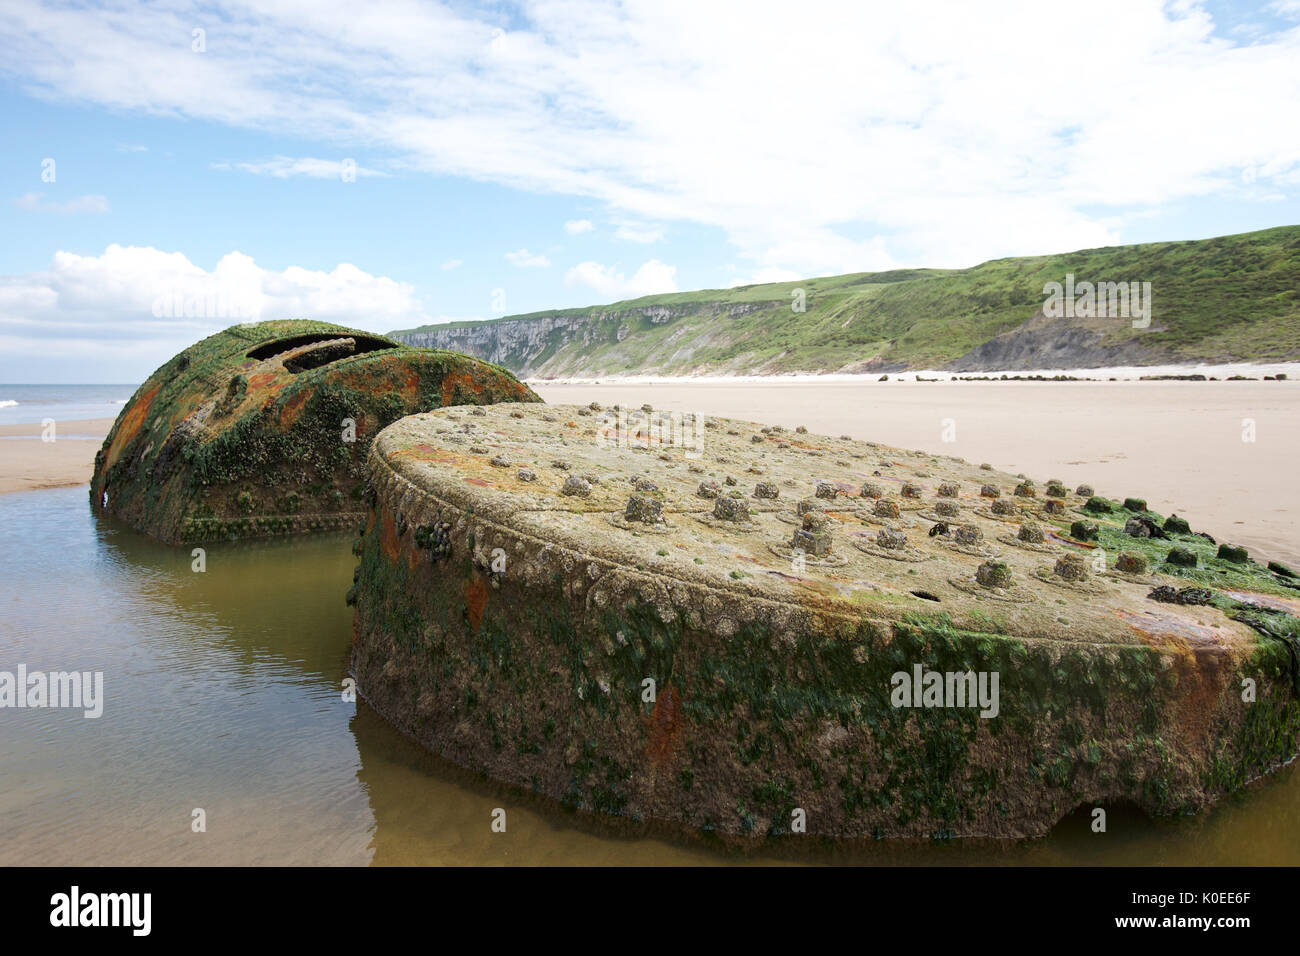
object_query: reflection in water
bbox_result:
[0,486,1295,865]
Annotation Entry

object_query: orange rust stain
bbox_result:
[1116,608,1230,747]
[400,363,420,403]
[464,477,493,488]
[278,388,311,429]
[440,368,485,406]
[103,384,159,470]
[390,444,461,465]
[1171,649,1230,748]
[372,357,421,405]
[380,510,401,561]
[336,357,422,404]
[645,683,682,767]
[465,576,488,634]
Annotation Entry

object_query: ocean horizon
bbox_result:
[0,384,137,426]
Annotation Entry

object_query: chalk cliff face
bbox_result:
[389,225,1300,377]
[394,302,777,378]
[395,306,683,371]
[397,308,1171,377]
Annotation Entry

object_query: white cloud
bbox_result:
[211,156,387,179]
[504,248,551,268]
[564,219,594,234]
[0,244,432,379]
[15,192,109,214]
[2,1,1299,274]
[565,259,678,300]
[115,143,148,152]
[736,229,900,278]
[440,258,463,270]
[614,222,665,244]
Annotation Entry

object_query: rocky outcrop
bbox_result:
[392,301,779,377]
[946,316,1167,372]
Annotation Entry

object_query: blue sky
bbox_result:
[2,0,1299,382]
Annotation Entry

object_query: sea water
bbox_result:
[0,486,1296,865]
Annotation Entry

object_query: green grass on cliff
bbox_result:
[392,225,1300,375]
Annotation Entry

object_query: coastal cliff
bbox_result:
[391,225,1300,377]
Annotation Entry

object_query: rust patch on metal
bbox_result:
[1116,607,1231,746]
[1172,647,1231,748]
[103,383,158,471]
[440,367,485,406]
[645,683,682,767]
[395,359,420,404]
[465,575,488,634]
[278,387,311,429]
[380,510,401,561]
[390,443,462,466]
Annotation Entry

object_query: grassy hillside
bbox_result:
[391,225,1300,376]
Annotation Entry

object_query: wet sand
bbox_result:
[3,383,1300,865]
[533,380,1300,568]
[0,418,111,495]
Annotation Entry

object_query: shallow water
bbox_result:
[1,486,1296,866]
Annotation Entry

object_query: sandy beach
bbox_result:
[534,379,1300,568]
[0,417,111,495]
[5,381,1297,568]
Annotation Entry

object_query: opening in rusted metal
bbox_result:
[246,333,393,362]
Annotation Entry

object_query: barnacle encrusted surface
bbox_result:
[351,403,1300,843]
[91,320,538,543]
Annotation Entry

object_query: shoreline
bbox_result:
[6,383,1298,571]
[525,360,1300,386]
[0,418,111,495]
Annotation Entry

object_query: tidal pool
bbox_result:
[0,486,1295,865]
